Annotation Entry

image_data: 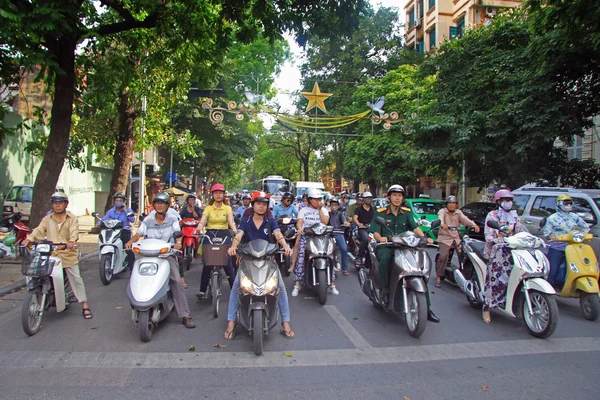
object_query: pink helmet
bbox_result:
[494,189,514,202]
[211,183,225,193]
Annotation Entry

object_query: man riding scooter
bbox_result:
[541,194,590,287]
[234,194,252,219]
[125,192,196,328]
[371,185,440,323]
[100,192,136,272]
[353,191,374,267]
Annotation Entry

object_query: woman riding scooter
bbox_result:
[196,183,237,300]
[482,189,525,324]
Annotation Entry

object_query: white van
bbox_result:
[292,181,325,198]
[3,184,63,221]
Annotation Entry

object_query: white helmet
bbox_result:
[307,188,322,199]
[362,191,373,198]
[387,185,405,196]
[50,191,69,203]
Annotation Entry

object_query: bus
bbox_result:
[245,175,291,204]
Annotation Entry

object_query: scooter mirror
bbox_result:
[430,220,441,229]
[486,220,501,230]
[375,217,389,227]
[284,228,296,239]
[539,218,547,229]
[234,215,241,225]
[91,212,98,218]
[173,231,183,239]
[226,229,236,238]
[126,212,135,218]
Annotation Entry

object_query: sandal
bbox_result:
[224,323,237,340]
[82,308,93,319]
[434,281,442,288]
[196,292,205,301]
[342,270,350,276]
[280,329,295,339]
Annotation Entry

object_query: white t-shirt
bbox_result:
[299,206,329,229]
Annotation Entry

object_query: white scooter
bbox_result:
[93,212,134,285]
[453,220,559,338]
[127,232,181,342]
[20,241,70,336]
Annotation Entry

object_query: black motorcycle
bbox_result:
[276,217,297,277]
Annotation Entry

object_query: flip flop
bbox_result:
[224,323,237,340]
[82,308,93,319]
[342,270,350,276]
[280,329,295,339]
[434,282,442,288]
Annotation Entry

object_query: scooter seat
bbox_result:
[468,240,488,262]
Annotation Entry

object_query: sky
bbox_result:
[272,0,403,113]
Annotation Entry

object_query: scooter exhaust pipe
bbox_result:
[453,268,476,300]
[348,253,356,261]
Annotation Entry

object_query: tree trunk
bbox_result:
[29,37,77,228]
[352,180,359,193]
[104,92,137,213]
[368,181,377,196]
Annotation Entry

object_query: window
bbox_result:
[419,0,424,18]
[531,196,556,217]
[429,0,435,9]
[412,202,443,215]
[449,26,458,39]
[20,187,33,202]
[461,202,496,219]
[429,27,436,50]
[456,15,465,38]
[512,194,530,216]
[567,135,583,160]
[572,198,597,223]
[408,8,415,27]
[416,39,424,53]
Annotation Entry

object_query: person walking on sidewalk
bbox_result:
[23,192,93,319]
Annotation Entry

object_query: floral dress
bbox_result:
[482,208,523,311]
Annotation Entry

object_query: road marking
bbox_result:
[324,305,372,350]
[1,337,599,369]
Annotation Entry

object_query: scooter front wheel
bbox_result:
[22,288,44,336]
[579,292,600,321]
[138,310,154,342]
[405,290,427,338]
[99,253,113,285]
[211,273,220,318]
[523,290,558,339]
[252,309,264,356]
[317,269,328,305]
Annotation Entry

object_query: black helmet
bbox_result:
[252,196,270,206]
[282,192,294,200]
[242,194,251,200]
[329,197,340,204]
[186,194,196,201]
[113,192,126,200]
[50,191,69,203]
[152,192,170,205]
[357,192,363,199]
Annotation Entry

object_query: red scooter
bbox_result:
[0,213,31,259]
[180,218,201,271]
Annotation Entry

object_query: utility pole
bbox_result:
[138,96,146,218]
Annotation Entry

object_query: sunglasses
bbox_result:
[562,200,573,206]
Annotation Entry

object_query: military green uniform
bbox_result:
[370,205,417,288]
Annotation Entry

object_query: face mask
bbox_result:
[115,201,124,208]
[500,201,513,211]
[330,206,339,212]
[364,199,373,205]
[561,204,573,212]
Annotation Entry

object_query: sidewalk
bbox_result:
[0,215,99,296]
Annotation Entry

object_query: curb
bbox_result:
[0,250,98,297]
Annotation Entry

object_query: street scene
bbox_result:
[1,0,600,399]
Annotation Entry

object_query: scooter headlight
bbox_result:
[36,244,51,253]
[139,262,158,276]
[264,274,278,294]
[240,274,254,294]
[281,217,292,225]
[103,219,120,229]
[572,232,585,243]
[401,234,420,248]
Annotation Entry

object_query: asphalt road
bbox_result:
[0,249,599,400]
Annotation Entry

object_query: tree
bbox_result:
[0,0,368,227]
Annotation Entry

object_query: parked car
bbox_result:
[372,197,388,209]
[3,184,63,222]
[460,202,497,241]
[512,185,600,257]
[403,197,446,237]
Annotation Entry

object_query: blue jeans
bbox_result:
[547,247,566,286]
[334,234,349,271]
[227,270,290,322]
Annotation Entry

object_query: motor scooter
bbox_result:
[180,218,201,272]
[276,216,296,277]
[236,238,281,355]
[453,220,559,338]
[20,241,70,336]
[348,224,374,270]
[540,218,599,321]
[0,213,30,259]
[303,222,342,305]
[358,217,433,338]
[93,212,134,285]
[127,232,182,342]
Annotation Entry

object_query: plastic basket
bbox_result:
[21,248,56,277]
[202,243,230,266]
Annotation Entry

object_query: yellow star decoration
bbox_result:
[301,82,332,113]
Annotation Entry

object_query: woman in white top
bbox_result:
[291,189,339,297]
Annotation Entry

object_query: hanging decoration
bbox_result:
[201,82,405,132]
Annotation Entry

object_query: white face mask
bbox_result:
[561,204,573,212]
[330,205,339,212]
[500,201,513,211]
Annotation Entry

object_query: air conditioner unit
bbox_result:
[486,7,497,15]
[415,18,422,28]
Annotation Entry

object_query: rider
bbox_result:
[291,188,339,296]
[243,192,273,218]
[100,192,136,272]
[125,192,196,328]
[196,183,237,300]
[224,195,294,339]
[180,194,203,220]
[482,189,524,324]
[298,193,309,210]
[328,198,350,276]
[346,193,363,220]
[234,194,252,218]
[23,192,93,319]
[541,194,590,287]
[353,191,374,267]
[434,195,479,288]
[273,192,299,219]
[370,185,440,323]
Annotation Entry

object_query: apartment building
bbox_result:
[405,0,522,52]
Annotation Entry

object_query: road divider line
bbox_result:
[2,337,598,369]
[324,305,372,350]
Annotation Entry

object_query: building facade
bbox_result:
[405,0,522,52]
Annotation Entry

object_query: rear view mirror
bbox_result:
[431,220,441,229]
[375,217,389,227]
[539,218,547,229]
[234,214,241,225]
[486,220,500,230]
[284,229,296,239]
[91,212,98,218]
[173,231,183,239]
[126,212,135,217]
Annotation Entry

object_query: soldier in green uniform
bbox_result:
[370,184,440,323]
